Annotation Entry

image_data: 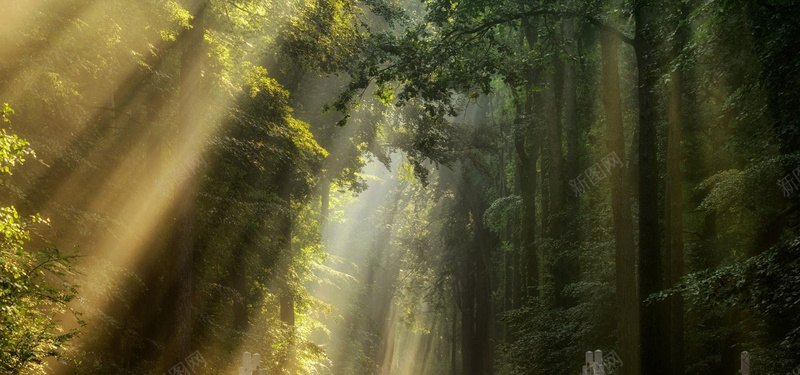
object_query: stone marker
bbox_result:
[239,351,267,375]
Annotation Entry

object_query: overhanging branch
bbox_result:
[443,8,636,49]
[587,16,636,47]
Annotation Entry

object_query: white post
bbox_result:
[594,350,605,375]
[587,351,594,375]
[240,350,267,375]
[240,352,252,375]
[740,351,750,375]
[582,349,613,375]
[253,353,267,375]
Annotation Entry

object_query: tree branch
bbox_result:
[442,8,636,50]
[587,16,636,47]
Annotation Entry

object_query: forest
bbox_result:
[0,0,799,374]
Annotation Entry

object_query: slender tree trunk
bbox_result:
[164,3,205,369]
[556,17,583,309]
[514,83,539,299]
[279,289,294,327]
[545,72,564,229]
[279,180,295,327]
[473,197,495,375]
[600,29,642,375]
[544,66,575,307]
[515,131,538,298]
[452,290,459,375]
[232,236,251,331]
[519,18,540,299]
[512,141,524,311]
[666,6,689,367]
[666,66,684,375]
[634,3,670,374]
[277,170,296,373]
[500,127,513,323]
[474,234,490,375]
[563,18,580,187]
[511,172,524,309]
[279,228,295,328]
[539,140,549,244]
[460,255,475,375]
[504,245,512,311]
[502,155,513,338]
[320,176,331,225]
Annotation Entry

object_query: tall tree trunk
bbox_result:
[473,196,495,375]
[473,231,491,375]
[277,171,296,374]
[502,145,513,338]
[545,72,564,230]
[539,141,549,244]
[557,17,583,309]
[544,65,575,307]
[232,234,252,332]
[600,29,642,375]
[460,253,475,375]
[514,93,539,299]
[666,66,684,375]
[320,176,331,225]
[503,244,512,311]
[452,289,459,375]
[279,180,295,327]
[499,122,513,324]
[511,176,524,310]
[634,2,670,374]
[563,18,580,187]
[515,129,538,298]
[164,2,205,369]
[519,18,540,299]
[666,5,688,368]
[511,150,524,310]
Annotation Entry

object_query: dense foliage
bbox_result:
[0,107,81,373]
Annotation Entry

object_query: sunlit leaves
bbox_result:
[278,0,364,73]
[0,206,81,373]
[244,66,280,98]
[0,127,80,373]
[160,1,194,41]
[0,105,35,175]
[1,103,13,123]
[373,81,395,104]
[203,0,293,96]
